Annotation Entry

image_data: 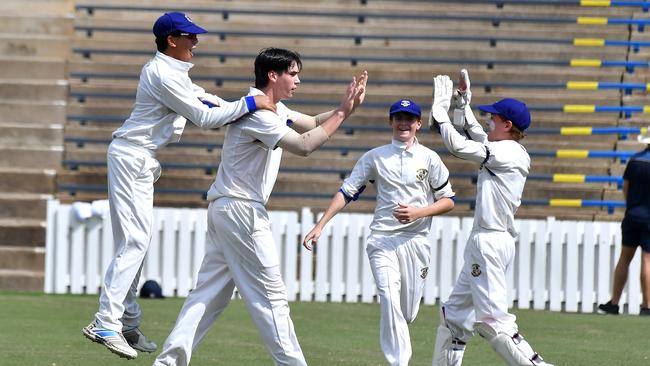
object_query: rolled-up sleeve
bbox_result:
[340,152,374,201]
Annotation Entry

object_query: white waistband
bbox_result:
[111,138,156,158]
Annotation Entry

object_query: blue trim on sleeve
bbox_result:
[339,185,366,203]
[200,99,217,108]
[244,95,257,112]
[286,119,294,126]
[339,188,353,203]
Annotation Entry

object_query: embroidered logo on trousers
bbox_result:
[471,263,482,277]
[420,267,429,279]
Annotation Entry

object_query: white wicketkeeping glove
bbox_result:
[451,69,471,110]
[429,75,453,132]
[451,69,472,132]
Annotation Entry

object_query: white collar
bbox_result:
[391,137,419,152]
[155,51,194,72]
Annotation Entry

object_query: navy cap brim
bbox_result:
[390,107,420,117]
[478,104,500,115]
[178,23,208,34]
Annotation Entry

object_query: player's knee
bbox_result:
[474,322,552,366]
[403,306,419,324]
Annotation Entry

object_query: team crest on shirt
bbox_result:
[420,267,429,279]
[416,168,428,182]
[471,263,482,277]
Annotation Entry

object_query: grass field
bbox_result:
[2,292,649,366]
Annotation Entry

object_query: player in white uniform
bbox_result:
[303,99,455,366]
[152,48,367,366]
[429,70,553,366]
[81,12,276,360]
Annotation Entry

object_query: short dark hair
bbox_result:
[155,35,168,52]
[155,31,188,52]
[254,48,302,89]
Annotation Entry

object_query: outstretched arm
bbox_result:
[430,74,488,164]
[303,191,348,251]
[288,71,368,133]
[277,71,368,156]
[162,79,277,129]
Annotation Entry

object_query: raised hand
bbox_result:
[451,68,471,110]
[352,70,368,111]
[339,70,368,117]
[429,74,453,130]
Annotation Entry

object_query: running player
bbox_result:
[303,98,455,366]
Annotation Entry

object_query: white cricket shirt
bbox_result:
[113,51,253,151]
[439,122,530,236]
[206,87,299,204]
[340,138,455,235]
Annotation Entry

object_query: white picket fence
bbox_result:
[44,199,644,314]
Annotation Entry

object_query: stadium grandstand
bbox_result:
[1,0,649,311]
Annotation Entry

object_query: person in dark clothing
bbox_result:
[599,129,650,316]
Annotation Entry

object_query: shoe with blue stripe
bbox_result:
[82,320,138,359]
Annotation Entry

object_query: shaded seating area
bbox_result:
[58,0,650,221]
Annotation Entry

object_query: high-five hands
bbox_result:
[339,70,369,117]
[429,75,453,132]
[451,69,471,110]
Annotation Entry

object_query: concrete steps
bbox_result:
[0,246,45,271]
[0,167,56,194]
[0,218,46,248]
[0,56,66,80]
[0,145,63,169]
[0,0,69,292]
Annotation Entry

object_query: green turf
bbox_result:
[1,292,649,365]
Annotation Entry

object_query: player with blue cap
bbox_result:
[81,12,277,360]
[429,70,553,366]
[304,98,455,366]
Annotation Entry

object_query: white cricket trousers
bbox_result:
[366,232,431,366]
[95,138,161,331]
[441,228,518,342]
[153,197,307,366]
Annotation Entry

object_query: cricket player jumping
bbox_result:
[429,70,553,366]
[81,12,276,360]
[303,99,455,366]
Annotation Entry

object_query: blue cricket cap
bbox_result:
[478,98,531,131]
[140,280,165,299]
[389,99,421,118]
[153,12,208,38]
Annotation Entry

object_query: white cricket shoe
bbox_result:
[82,320,138,359]
[123,327,158,353]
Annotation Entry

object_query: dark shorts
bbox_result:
[621,218,650,252]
